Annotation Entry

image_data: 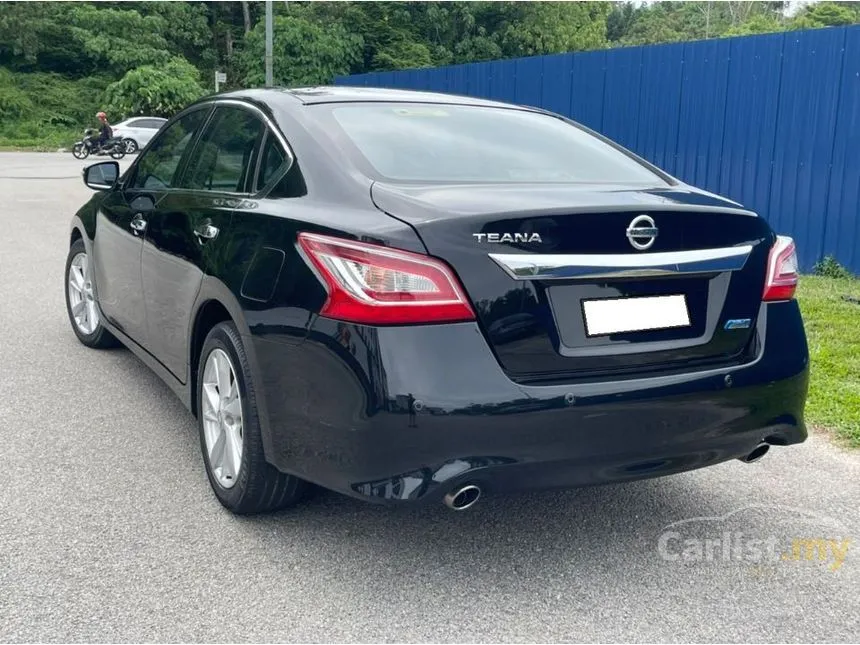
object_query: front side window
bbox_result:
[181,106,265,193]
[130,109,208,190]
[321,103,667,185]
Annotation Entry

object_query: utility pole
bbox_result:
[265,0,273,87]
[705,0,711,38]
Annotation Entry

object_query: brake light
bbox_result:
[297,232,476,325]
[763,235,799,301]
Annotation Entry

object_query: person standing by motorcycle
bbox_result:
[96,112,113,152]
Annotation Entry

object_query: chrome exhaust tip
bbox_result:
[443,484,481,511]
[739,443,770,464]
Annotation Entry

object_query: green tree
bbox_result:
[618,1,787,45]
[237,14,363,86]
[138,1,216,72]
[493,1,611,57]
[0,3,93,74]
[792,1,860,28]
[607,2,638,42]
[723,13,785,36]
[103,57,205,118]
[66,4,173,75]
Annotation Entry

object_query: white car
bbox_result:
[110,116,167,153]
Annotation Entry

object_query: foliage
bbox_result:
[103,58,205,119]
[722,14,786,37]
[607,1,860,45]
[66,4,172,76]
[237,14,363,87]
[610,1,789,45]
[0,66,109,149]
[0,3,91,75]
[792,1,860,28]
[813,256,854,280]
[493,2,611,57]
[797,275,860,447]
[0,69,33,119]
[606,2,637,42]
[134,1,217,72]
[1,0,860,149]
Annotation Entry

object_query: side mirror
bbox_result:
[83,161,119,190]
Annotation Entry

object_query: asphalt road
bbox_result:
[1,152,858,643]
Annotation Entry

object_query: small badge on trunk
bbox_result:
[724,318,752,330]
[626,215,659,250]
[473,233,542,243]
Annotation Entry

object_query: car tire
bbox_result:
[124,138,138,154]
[197,321,309,514]
[65,239,119,349]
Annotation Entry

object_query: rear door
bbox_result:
[137,119,167,146]
[140,104,266,382]
[119,119,146,146]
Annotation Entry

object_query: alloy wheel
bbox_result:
[201,348,244,489]
[67,252,99,335]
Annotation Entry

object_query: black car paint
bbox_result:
[370,183,775,382]
[70,87,809,505]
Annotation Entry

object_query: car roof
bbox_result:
[120,116,166,122]
[210,86,531,111]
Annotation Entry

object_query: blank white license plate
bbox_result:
[582,294,691,337]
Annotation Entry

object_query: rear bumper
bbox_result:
[245,300,809,505]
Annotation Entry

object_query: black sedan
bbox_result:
[66,87,809,514]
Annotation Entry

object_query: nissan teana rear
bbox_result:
[68,87,809,514]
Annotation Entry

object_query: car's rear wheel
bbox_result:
[197,321,309,514]
[65,239,118,348]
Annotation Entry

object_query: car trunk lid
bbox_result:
[371,182,773,383]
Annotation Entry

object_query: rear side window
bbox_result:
[256,134,286,191]
[181,106,265,193]
[324,103,666,185]
[252,131,307,198]
[130,109,207,190]
[140,119,166,129]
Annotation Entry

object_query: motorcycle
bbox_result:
[72,128,126,160]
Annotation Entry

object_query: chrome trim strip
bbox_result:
[488,245,753,280]
[197,98,295,167]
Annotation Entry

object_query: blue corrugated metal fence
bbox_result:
[335,26,860,273]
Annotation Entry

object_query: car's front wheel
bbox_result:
[65,239,118,348]
[197,322,309,514]
[123,138,138,154]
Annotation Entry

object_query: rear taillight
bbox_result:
[297,232,476,325]
[763,235,799,301]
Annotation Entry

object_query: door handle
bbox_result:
[130,214,147,233]
[194,223,219,243]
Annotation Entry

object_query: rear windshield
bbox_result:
[321,103,666,185]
